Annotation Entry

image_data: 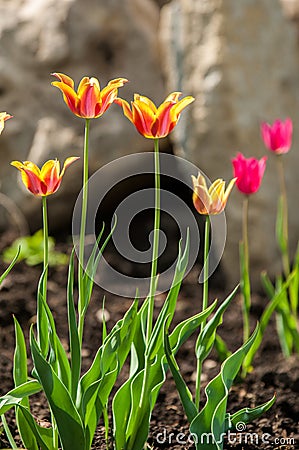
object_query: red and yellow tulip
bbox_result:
[192,172,236,215]
[51,73,128,119]
[115,92,194,138]
[0,112,12,135]
[11,157,79,196]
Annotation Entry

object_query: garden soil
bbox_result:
[0,235,298,450]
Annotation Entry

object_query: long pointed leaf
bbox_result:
[196,285,239,362]
[190,326,259,450]
[164,326,197,423]
[226,394,276,432]
[0,381,42,415]
[0,246,20,285]
[146,232,190,361]
[30,329,85,450]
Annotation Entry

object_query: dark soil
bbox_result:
[0,233,298,450]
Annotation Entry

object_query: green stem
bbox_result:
[241,195,251,345]
[276,155,290,277]
[103,404,109,450]
[37,196,49,353]
[42,195,48,295]
[195,214,210,409]
[201,215,210,331]
[1,414,18,448]
[138,139,160,412]
[42,196,58,446]
[146,138,161,346]
[78,118,90,344]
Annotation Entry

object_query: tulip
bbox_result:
[261,118,292,276]
[0,112,12,134]
[261,118,292,154]
[11,157,79,196]
[51,73,128,119]
[232,152,267,195]
[192,171,235,403]
[192,172,236,215]
[115,92,194,138]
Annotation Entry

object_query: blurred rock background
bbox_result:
[0,0,298,288]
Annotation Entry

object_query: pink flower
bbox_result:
[261,118,292,154]
[232,152,267,195]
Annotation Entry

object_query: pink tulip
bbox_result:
[232,152,267,195]
[261,118,292,154]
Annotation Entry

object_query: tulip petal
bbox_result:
[192,174,210,214]
[40,159,61,194]
[134,94,157,114]
[78,78,102,118]
[132,102,155,138]
[11,161,46,195]
[51,73,75,89]
[155,101,174,137]
[114,98,133,122]
[0,112,13,134]
[60,156,80,177]
[171,96,195,119]
[51,81,79,116]
[164,92,182,103]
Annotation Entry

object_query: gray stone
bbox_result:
[0,0,164,230]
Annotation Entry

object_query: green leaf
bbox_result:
[113,349,170,450]
[113,367,155,450]
[239,240,251,312]
[196,285,239,362]
[36,269,49,358]
[16,408,39,450]
[276,195,287,253]
[261,271,275,299]
[190,326,259,450]
[81,217,117,315]
[1,413,18,449]
[244,273,295,370]
[225,395,276,432]
[78,299,138,448]
[0,381,42,415]
[130,296,148,376]
[214,334,231,363]
[30,329,85,450]
[38,286,71,389]
[79,299,138,403]
[0,246,20,285]
[113,233,193,450]
[83,363,118,449]
[112,377,132,450]
[146,232,190,361]
[13,317,28,390]
[15,406,54,450]
[13,317,39,450]
[289,242,299,316]
[2,230,68,267]
[164,326,197,423]
[169,301,217,355]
